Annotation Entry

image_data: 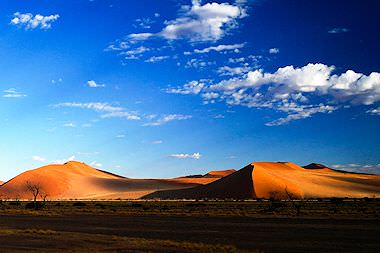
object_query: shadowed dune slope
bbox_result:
[142,164,255,199]
[143,162,380,199]
[0,161,200,200]
[168,169,236,185]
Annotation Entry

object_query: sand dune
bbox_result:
[168,169,236,185]
[144,162,380,199]
[0,181,3,185]
[0,161,199,200]
[1,161,379,200]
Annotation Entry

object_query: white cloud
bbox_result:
[143,114,192,126]
[152,140,163,144]
[185,58,215,69]
[170,63,380,125]
[328,28,350,34]
[217,65,251,76]
[116,134,126,138]
[191,43,245,54]
[214,114,225,119]
[228,57,246,63]
[51,78,63,84]
[125,1,247,43]
[53,155,76,164]
[11,12,59,30]
[134,18,154,29]
[169,152,201,159]
[63,122,76,128]
[265,104,336,126]
[127,33,154,42]
[32,156,46,162]
[90,161,102,168]
[87,80,105,88]
[2,88,27,98]
[331,164,380,174]
[120,46,150,59]
[53,102,141,120]
[269,48,280,54]
[166,80,206,94]
[367,107,380,115]
[145,55,169,63]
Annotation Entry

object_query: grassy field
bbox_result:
[0,198,379,217]
[0,199,379,252]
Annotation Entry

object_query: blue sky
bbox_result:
[1,0,380,180]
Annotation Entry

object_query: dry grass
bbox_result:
[0,199,379,218]
[0,229,255,252]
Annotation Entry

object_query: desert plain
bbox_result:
[0,161,379,252]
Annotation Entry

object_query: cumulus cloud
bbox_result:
[166,80,207,94]
[169,63,380,125]
[269,48,279,54]
[367,107,380,115]
[143,114,192,126]
[169,152,201,159]
[157,0,246,42]
[108,0,247,55]
[10,12,59,30]
[2,88,27,98]
[87,80,105,88]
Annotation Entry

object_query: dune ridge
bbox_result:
[0,161,200,200]
[144,162,380,199]
[0,161,379,200]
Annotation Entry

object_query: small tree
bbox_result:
[25,181,43,209]
[284,186,303,216]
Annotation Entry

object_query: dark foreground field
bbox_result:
[0,200,379,252]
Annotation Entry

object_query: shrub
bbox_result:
[73,202,86,207]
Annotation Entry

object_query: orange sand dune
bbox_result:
[143,164,255,199]
[168,169,236,185]
[0,161,199,200]
[0,181,3,186]
[144,162,380,199]
[1,161,379,200]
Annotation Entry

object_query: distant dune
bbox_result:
[168,169,236,185]
[0,181,3,185]
[143,162,380,199]
[0,161,379,200]
[0,161,200,200]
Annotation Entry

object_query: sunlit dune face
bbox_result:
[252,162,380,199]
[0,161,378,200]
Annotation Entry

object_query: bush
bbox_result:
[132,203,143,208]
[9,201,21,206]
[73,202,86,207]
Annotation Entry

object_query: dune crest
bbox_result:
[0,161,200,200]
[0,161,238,200]
[0,161,379,200]
[144,162,380,199]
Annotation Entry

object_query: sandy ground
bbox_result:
[0,214,378,252]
